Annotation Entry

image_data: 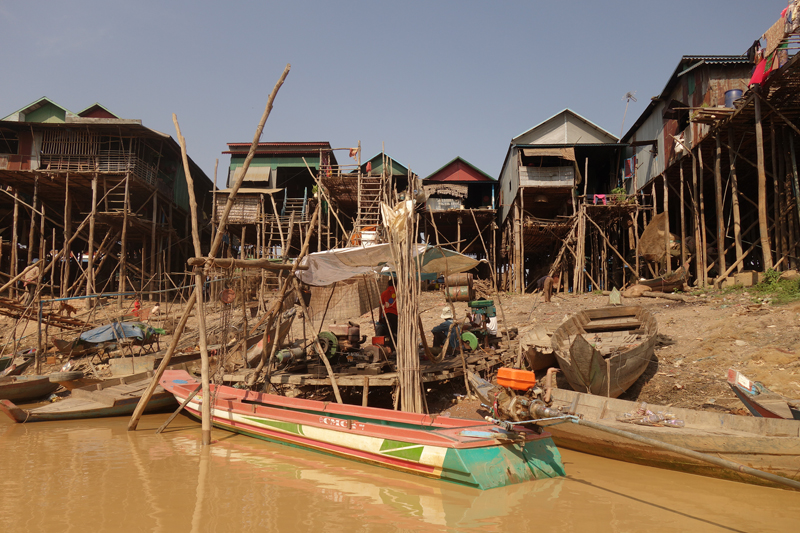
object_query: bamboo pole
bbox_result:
[754,93,774,270]
[211,158,218,244]
[86,174,98,301]
[118,174,130,306]
[11,189,18,299]
[771,119,782,269]
[585,212,637,275]
[131,65,293,435]
[149,193,158,299]
[663,175,671,274]
[209,65,291,258]
[679,162,687,268]
[27,176,38,266]
[728,126,744,273]
[714,135,726,276]
[172,114,213,446]
[697,148,708,285]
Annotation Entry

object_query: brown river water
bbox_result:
[0,412,798,532]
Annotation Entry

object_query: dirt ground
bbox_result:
[2,286,799,419]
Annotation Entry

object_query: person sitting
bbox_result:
[432,306,461,356]
[534,274,560,303]
[376,278,398,348]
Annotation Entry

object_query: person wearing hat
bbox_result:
[431,306,461,356]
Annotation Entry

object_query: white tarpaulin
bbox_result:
[296,243,479,287]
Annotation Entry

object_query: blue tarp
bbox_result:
[79,322,155,344]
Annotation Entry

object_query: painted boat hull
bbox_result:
[0,368,183,423]
[727,369,800,420]
[0,376,59,403]
[551,306,656,397]
[161,370,565,490]
[543,388,800,489]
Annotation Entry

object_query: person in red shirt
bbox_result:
[377,278,398,348]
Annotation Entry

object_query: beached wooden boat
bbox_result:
[469,373,800,489]
[727,369,800,420]
[160,369,565,490]
[0,367,182,423]
[637,265,688,293]
[0,355,34,377]
[0,375,59,403]
[551,306,657,398]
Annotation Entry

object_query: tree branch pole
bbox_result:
[127,65,291,436]
[208,64,291,258]
[174,121,215,445]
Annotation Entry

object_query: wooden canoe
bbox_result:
[0,366,185,423]
[468,373,800,489]
[160,370,565,490]
[637,265,688,293]
[0,375,59,403]
[727,369,800,420]
[542,387,800,488]
[551,306,657,398]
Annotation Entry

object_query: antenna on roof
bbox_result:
[620,91,638,138]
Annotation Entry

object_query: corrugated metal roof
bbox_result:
[423,156,495,181]
[226,142,331,148]
[621,55,749,142]
[512,108,618,144]
[681,55,750,65]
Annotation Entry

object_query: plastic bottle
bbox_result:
[662,419,685,428]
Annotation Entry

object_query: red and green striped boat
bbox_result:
[161,370,565,490]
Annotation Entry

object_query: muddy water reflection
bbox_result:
[0,413,798,532]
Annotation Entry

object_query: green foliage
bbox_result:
[751,269,800,305]
[610,187,626,195]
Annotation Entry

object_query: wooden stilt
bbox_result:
[27,176,38,266]
[690,153,703,285]
[754,93,774,270]
[728,126,744,273]
[679,162,687,268]
[714,135,726,277]
[118,174,130,307]
[771,120,782,269]
[520,194,525,291]
[663,175,671,273]
[149,193,158,300]
[697,149,708,285]
[62,175,71,298]
[11,189,19,299]
[87,174,98,300]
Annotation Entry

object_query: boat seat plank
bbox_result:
[582,320,642,332]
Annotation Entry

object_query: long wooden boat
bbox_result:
[0,375,59,403]
[469,373,800,489]
[727,369,800,420]
[551,306,657,398]
[160,370,565,490]
[0,366,187,423]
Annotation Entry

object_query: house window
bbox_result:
[0,131,19,154]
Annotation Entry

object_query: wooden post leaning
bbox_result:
[127,64,292,434]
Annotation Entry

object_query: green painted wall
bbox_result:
[25,103,66,123]
[229,155,320,169]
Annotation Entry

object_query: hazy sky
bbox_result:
[0,1,785,185]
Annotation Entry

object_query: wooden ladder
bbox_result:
[356,174,383,232]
